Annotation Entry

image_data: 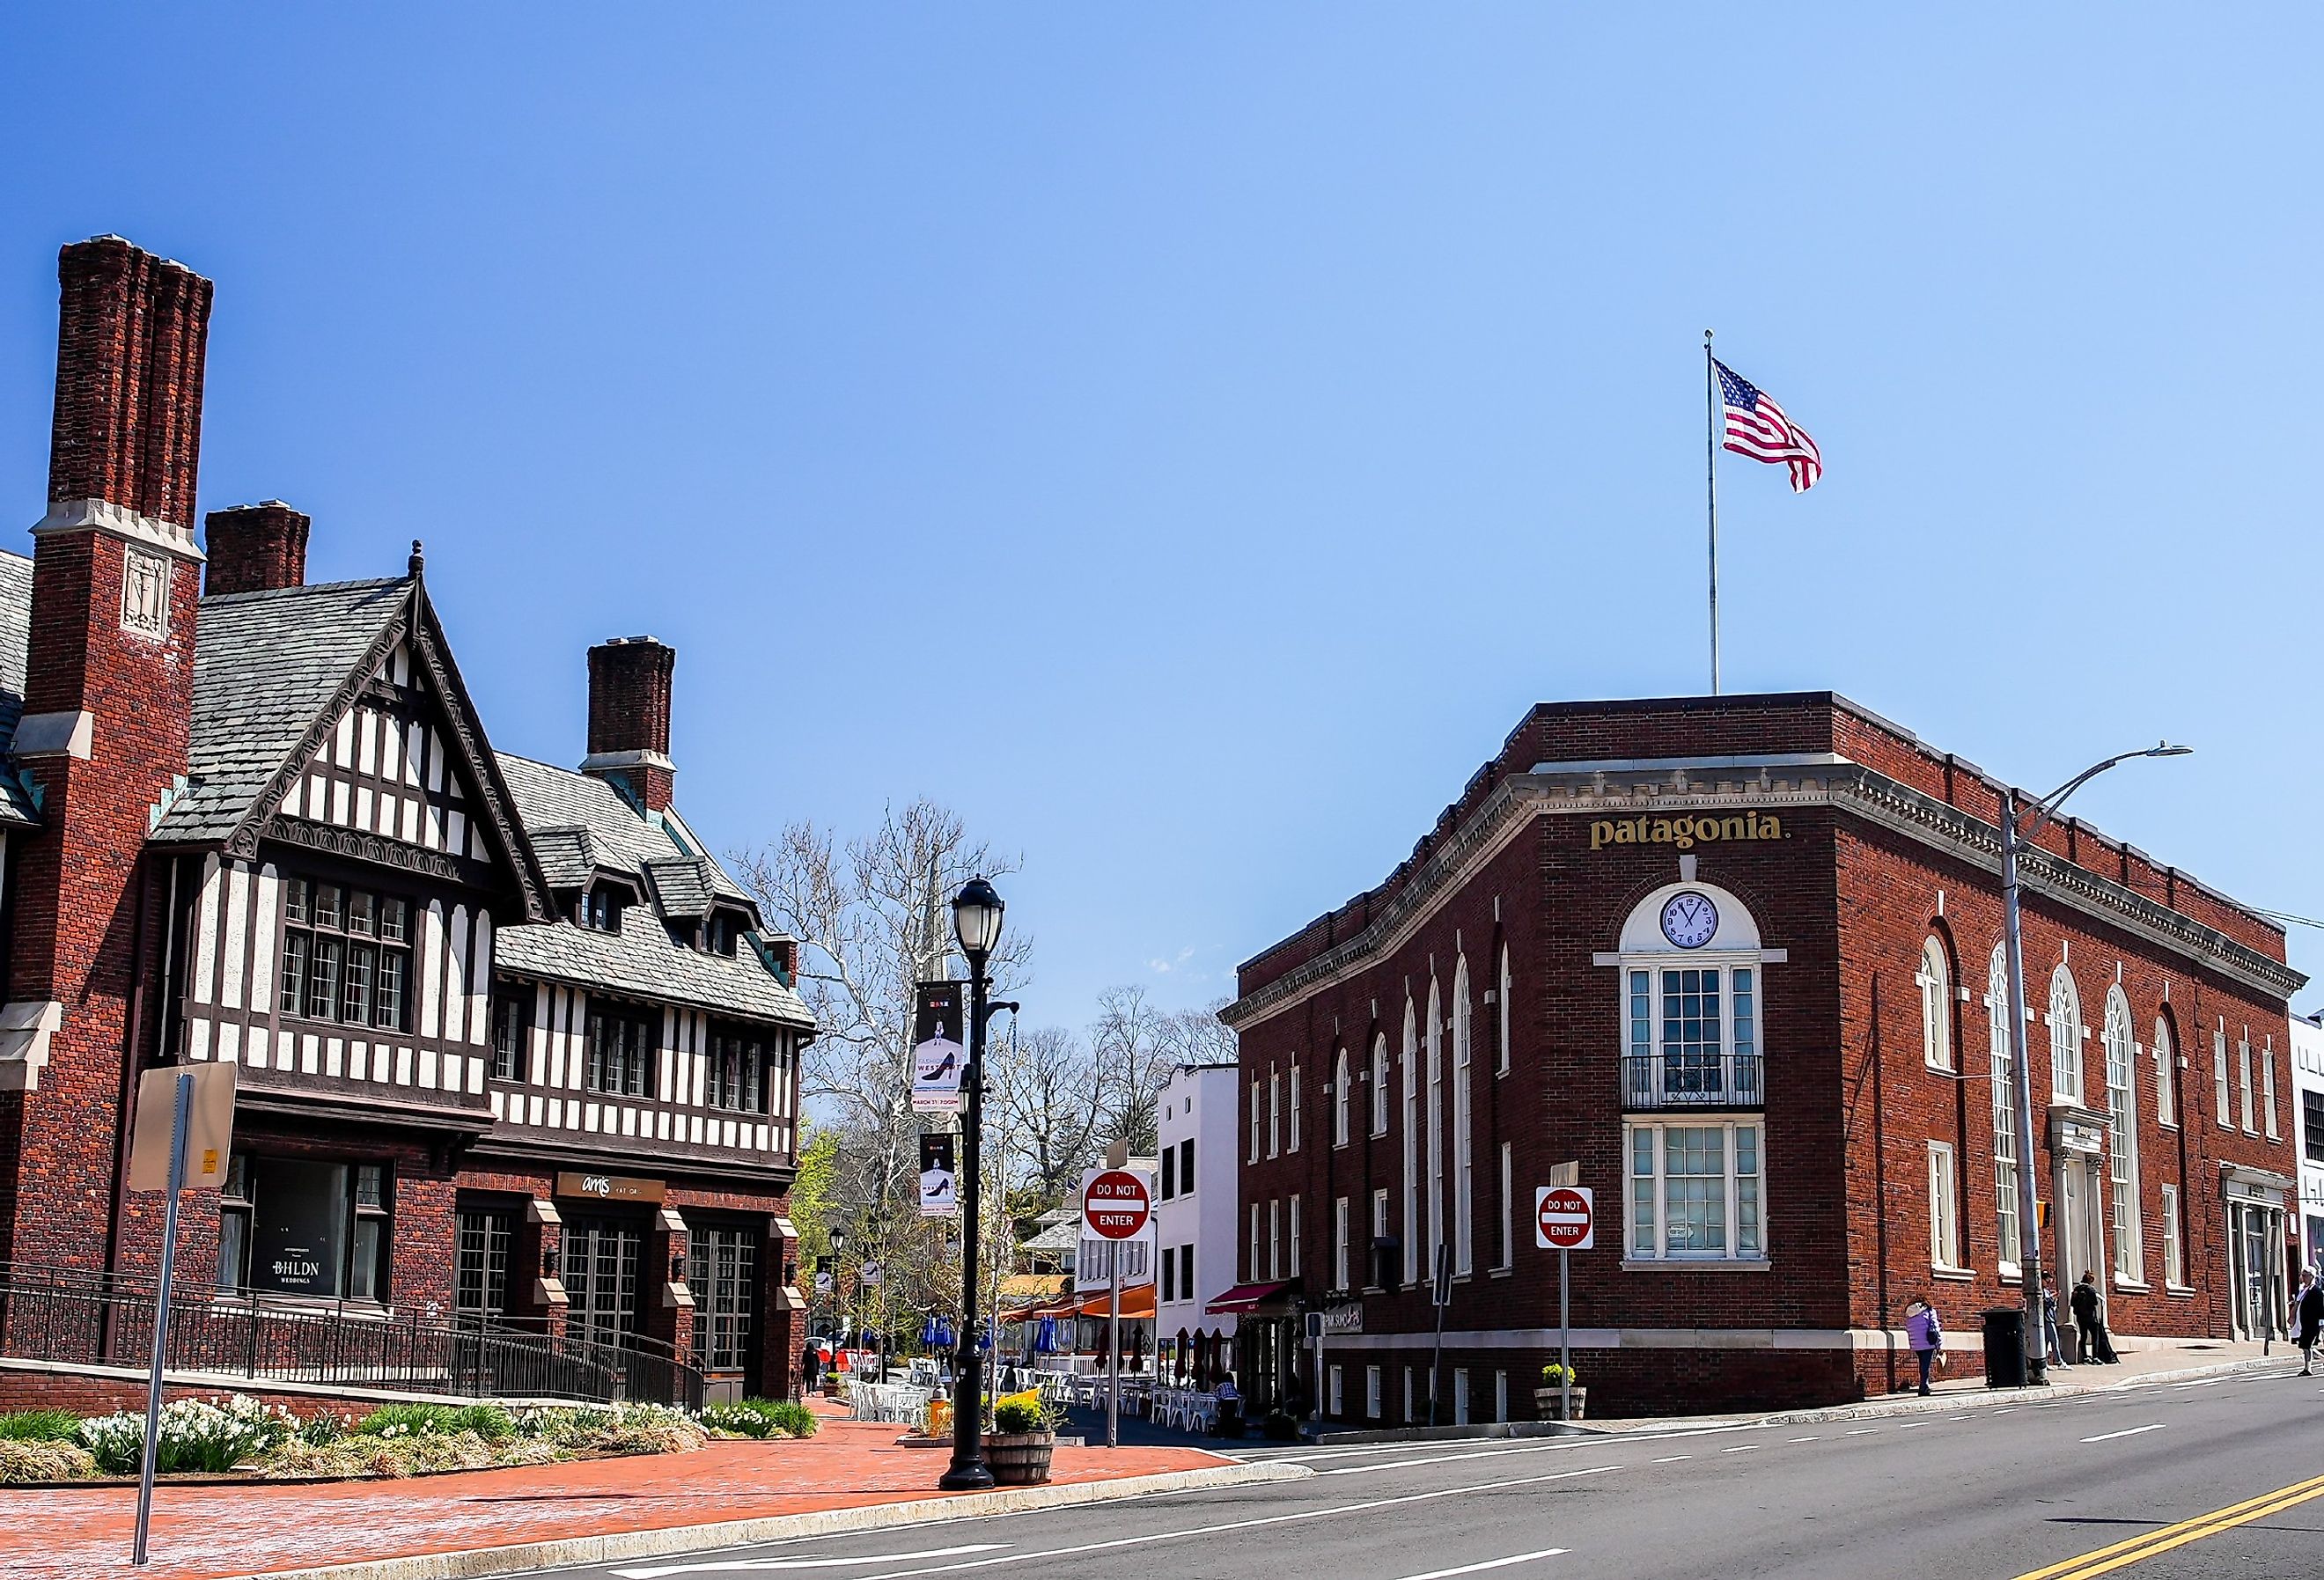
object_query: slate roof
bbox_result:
[0,552,40,827]
[493,915,813,1028]
[644,855,717,917]
[528,827,597,888]
[152,577,408,842]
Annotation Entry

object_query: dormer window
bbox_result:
[582,886,625,933]
[705,913,740,957]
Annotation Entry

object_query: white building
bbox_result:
[1154,1062,1242,1378]
[2291,1010,2324,1271]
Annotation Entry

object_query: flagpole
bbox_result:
[1704,328,1720,695]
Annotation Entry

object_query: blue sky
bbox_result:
[3,6,2319,1024]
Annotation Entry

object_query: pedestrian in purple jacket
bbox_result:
[1904,1297,1944,1397]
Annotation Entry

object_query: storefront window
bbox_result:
[215,1155,393,1301]
[689,1224,760,1375]
[455,1207,512,1326]
[1626,1121,1763,1260]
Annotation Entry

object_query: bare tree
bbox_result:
[989,1024,1107,1202]
[1088,983,1175,1155]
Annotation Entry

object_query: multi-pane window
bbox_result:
[455,1207,512,1326]
[1627,1121,1763,1261]
[1269,1069,1282,1157]
[2262,1044,2279,1140]
[2239,1037,2255,1133]
[1626,966,1759,1106]
[1928,1142,1962,1270]
[1371,1035,1391,1135]
[216,1155,252,1292]
[2104,990,2142,1284]
[706,1024,771,1113]
[1334,1048,1350,1147]
[2153,1018,2177,1128]
[1989,947,2023,1269]
[1498,1140,1514,1269]
[2160,1184,2185,1287]
[2048,966,2083,1104]
[581,886,625,932]
[349,1163,391,1301]
[584,999,656,1097]
[1269,1199,1283,1279]
[1401,1007,1419,1285]
[1918,937,1952,1071]
[1248,1080,1261,1163]
[1334,1195,1350,1290]
[1497,944,1512,1076]
[1289,1194,1302,1277]
[1452,961,1474,1275]
[1248,1204,1261,1281]
[490,987,532,1081]
[689,1224,758,1373]
[1289,1062,1302,1152]
[2214,1029,2232,1128]
[2306,1091,2324,1165]
[279,879,410,1031]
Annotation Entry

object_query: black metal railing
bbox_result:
[1622,1053,1763,1111]
[0,1262,702,1410]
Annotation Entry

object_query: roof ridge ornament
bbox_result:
[408,540,425,578]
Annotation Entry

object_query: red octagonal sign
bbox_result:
[1535,1185,1594,1251]
[1084,1169,1151,1241]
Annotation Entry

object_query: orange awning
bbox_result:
[1070,1283,1157,1319]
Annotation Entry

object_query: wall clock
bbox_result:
[1660,891,1718,949]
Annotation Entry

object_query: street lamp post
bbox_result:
[940,878,1006,1492]
[1999,743,2190,1386]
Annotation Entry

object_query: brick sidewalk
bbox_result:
[0,1416,1231,1580]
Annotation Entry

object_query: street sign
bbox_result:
[127,1062,235,1192]
[910,981,967,1113]
[1535,1185,1594,1251]
[1083,1169,1151,1240]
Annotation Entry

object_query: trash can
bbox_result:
[1982,1307,2027,1389]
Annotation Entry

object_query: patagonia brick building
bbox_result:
[1224,693,2306,1422]
[0,237,813,1405]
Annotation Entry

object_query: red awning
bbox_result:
[1205,1281,1293,1315]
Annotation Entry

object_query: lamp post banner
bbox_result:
[919,1133,959,1217]
[911,981,967,1113]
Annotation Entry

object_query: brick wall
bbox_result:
[585,637,676,811]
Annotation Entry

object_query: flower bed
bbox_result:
[0,1396,710,1484]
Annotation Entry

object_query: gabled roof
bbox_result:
[0,551,40,827]
[153,577,407,842]
[644,855,717,917]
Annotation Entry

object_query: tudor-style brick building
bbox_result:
[0,236,813,1404]
[1225,694,2306,1422]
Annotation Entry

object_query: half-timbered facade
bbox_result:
[0,236,813,1403]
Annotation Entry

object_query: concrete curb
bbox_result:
[241,1460,1311,1580]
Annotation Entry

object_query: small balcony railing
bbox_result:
[1622,1053,1763,1112]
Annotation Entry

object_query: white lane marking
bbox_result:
[2080,1423,2167,1444]
[1720,1445,1758,1453]
[1787,1437,1820,1444]
[621,1465,1627,1580]
[1392,1548,1569,1580]
[1844,1429,1879,1436]
[1651,1455,1692,1464]
[2170,1378,2227,1390]
[619,1548,1006,1577]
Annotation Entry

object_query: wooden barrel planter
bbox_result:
[982,1432,1055,1485]
[1533,1386,1587,1422]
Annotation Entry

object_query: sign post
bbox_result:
[125,1062,236,1566]
[1534,1182,1594,1427]
[1427,1241,1452,1425]
[1083,1168,1151,1451]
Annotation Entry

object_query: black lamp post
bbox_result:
[939,877,1005,1491]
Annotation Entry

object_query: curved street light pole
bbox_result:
[2001,743,2190,1385]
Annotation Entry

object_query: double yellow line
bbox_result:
[2015,1472,2324,1578]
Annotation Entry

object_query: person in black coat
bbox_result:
[2292,1268,2324,1378]
[2071,1272,2118,1363]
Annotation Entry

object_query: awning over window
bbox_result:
[1073,1284,1156,1320]
[1205,1281,1293,1316]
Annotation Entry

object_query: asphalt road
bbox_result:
[533,1363,2324,1580]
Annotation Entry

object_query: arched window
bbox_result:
[1401,999,1419,1284]
[1425,977,1445,1282]
[2152,1017,2176,1128]
[1917,936,1953,1072]
[1612,881,1769,1263]
[1452,957,1474,1275]
[1988,944,2022,1268]
[1333,1047,1350,1148]
[1497,943,1513,1076]
[2104,987,2141,1282]
[2048,966,2084,1104]
[1371,1033,1390,1136]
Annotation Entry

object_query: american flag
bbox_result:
[1716,359,1821,493]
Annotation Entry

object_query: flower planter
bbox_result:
[1533,1386,1587,1422]
[982,1431,1054,1485]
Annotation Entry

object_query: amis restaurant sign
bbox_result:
[1590,811,1786,852]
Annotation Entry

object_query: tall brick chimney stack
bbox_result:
[204,502,309,595]
[582,636,677,812]
[1,237,214,1273]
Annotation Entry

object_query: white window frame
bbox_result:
[2160,1183,2185,1288]
[1929,1140,1963,1271]
[1918,936,1953,1072]
[1426,978,1445,1282]
[2153,1018,2177,1129]
[2103,988,2143,1286]
[1333,1047,1350,1148]
[1452,957,1474,1275]
[1366,1365,1382,1419]
[2263,1041,2279,1141]
[1250,1078,1261,1162]
[1269,1198,1282,1279]
[1289,1194,1302,1277]
[1371,1033,1391,1136]
[1497,944,1513,1077]
[1248,1203,1261,1282]
[1989,945,2022,1274]
[1371,1187,1389,1288]
[2239,1036,2255,1135]
[1401,1001,1419,1285]
[2214,1028,2232,1128]
[1269,1067,1282,1157]
[1289,1062,1302,1153]
[1497,1140,1514,1270]
[1334,1195,1350,1290]
[1624,1119,1766,1262]
[1623,958,1763,1108]
[2047,965,2084,1105]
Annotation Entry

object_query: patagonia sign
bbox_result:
[1589,812,1785,851]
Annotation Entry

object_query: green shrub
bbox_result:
[0,1437,98,1482]
[298,1410,349,1447]
[990,1397,1045,1435]
[446,1404,516,1443]
[757,1400,818,1438]
[701,1399,820,1440]
[1540,1363,1577,1388]
[0,1409,80,1443]
[353,1403,463,1438]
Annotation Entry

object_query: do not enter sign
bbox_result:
[1084,1169,1151,1240]
[1535,1185,1594,1251]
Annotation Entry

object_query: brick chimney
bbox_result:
[203,502,309,595]
[583,636,676,812]
[2,237,214,1273]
